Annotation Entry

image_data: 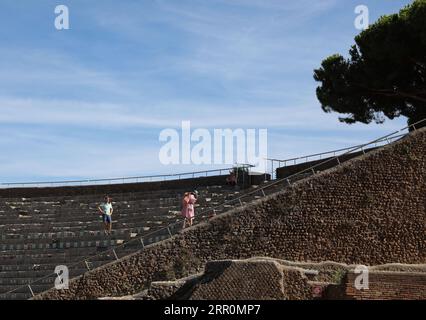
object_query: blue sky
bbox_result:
[0,0,413,182]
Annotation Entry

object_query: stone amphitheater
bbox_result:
[1,124,425,300]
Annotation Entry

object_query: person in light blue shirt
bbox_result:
[98,196,113,235]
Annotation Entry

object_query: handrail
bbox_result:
[265,133,406,164]
[0,165,254,189]
[2,118,425,299]
[264,133,406,179]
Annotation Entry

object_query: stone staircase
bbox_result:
[0,183,250,300]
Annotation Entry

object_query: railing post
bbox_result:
[84,260,91,271]
[264,159,267,181]
[140,238,145,248]
[261,189,266,197]
[28,284,35,297]
[167,227,172,237]
[112,249,119,260]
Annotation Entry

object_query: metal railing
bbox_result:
[1,118,425,299]
[0,165,253,189]
[265,133,407,179]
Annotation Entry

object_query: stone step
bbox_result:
[0,186,230,204]
[0,198,229,224]
[0,205,223,232]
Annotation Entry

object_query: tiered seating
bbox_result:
[0,183,247,300]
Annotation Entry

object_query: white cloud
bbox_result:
[0,96,407,130]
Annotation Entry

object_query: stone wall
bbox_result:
[324,270,426,300]
[99,258,426,300]
[35,128,426,299]
[342,271,426,300]
[183,260,312,300]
